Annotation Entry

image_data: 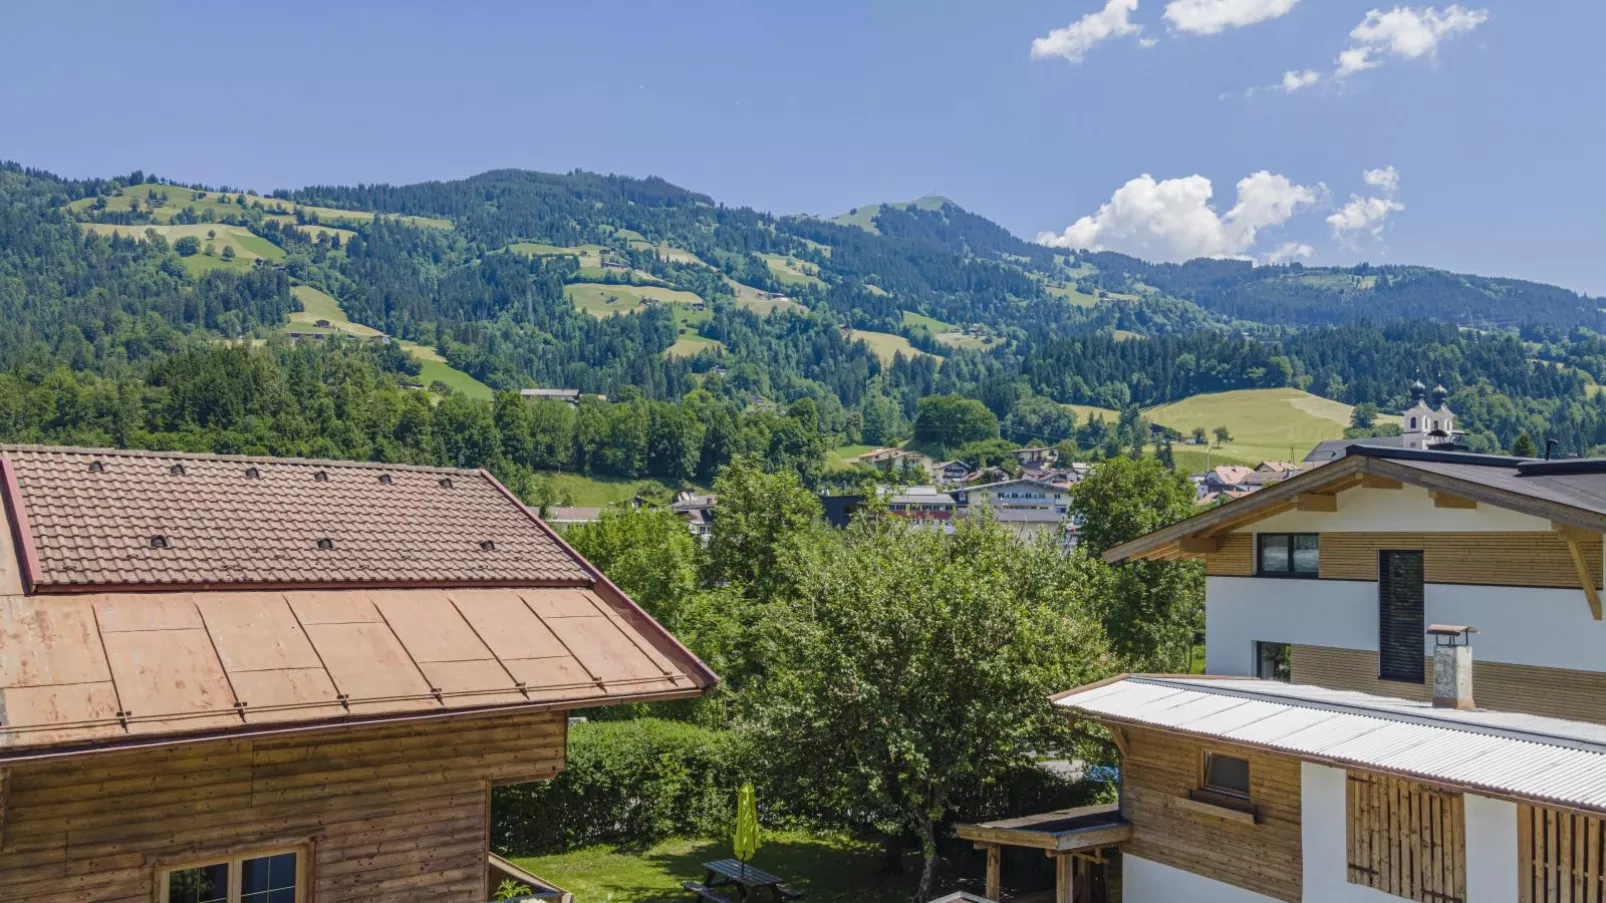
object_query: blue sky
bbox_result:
[3,1,1600,292]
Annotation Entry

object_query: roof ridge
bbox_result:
[0,444,485,477]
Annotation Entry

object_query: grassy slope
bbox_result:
[512,830,917,903]
[284,286,492,399]
[566,283,704,318]
[758,253,825,288]
[829,196,950,234]
[848,329,939,366]
[1145,388,1353,466]
[543,473,703,507]
[509,242,610,260]
[901,310,994,351]
[70,182,449,229]
[1064,403,1120,423]
[82,223,285,272]
[728,278,805,315]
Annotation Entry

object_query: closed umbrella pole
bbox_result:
[734,782,760,878]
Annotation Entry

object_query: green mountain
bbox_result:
[7,159,1606,471]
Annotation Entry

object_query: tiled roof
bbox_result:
[0,587,707,759]
[1,446,593,590]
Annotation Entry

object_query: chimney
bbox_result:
[1427,624,1477,710]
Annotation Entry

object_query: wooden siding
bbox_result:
[1319,532,1602,587]
[1346,771,1465,902]
[1119,726,1302,902]
[0,711,565,902]
[1204,533,1253,576]
[1292,645,1606,725]
[1519,805,1606,902]
[1207,531,1603,587]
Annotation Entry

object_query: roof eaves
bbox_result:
[478,468,720,691]
[0,452,39,594]
[1366,456,1606,534]
[0,444,484,478]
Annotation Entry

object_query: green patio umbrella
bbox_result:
[734,782,760,875]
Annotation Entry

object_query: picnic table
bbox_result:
[683,859,802,903]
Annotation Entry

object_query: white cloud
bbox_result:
[1265,242,1316,264]
[1363,165,1400,194]
[1282,69,1321,92]
[1032,0,1144,64]
[1328,166,1404,244]
[1164,0,1298,35]
[1336,5,1489,78]
[1036,170,1318,262]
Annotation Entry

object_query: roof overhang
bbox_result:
[1103,447,1606,564]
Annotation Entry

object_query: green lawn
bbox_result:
[511,831,918,903]
[827,443,879,470]
[1063,403,1120,423]
[849,329,939,366]
[829,196,949,234]
[1043,282,1100,307]
[666,335,723,358]
[901,310,956,333]
[509,242,610,261]
[1145,388,1352,467]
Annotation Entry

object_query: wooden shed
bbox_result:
[0,445,716,902]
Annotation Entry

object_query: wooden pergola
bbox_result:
[954,804,1132,903]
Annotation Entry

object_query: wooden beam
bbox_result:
[983,843,1001,901]
[1108,725,1131,758]
[1053,852,1073,903]
[1295,493,1339,512]
[1557,525,1604,621]
[1360,475,1404,490]
[1178,536,1221,554]
[1431,491,1478,510]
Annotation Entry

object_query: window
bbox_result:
[1257,533,1319,576]
[1347,773,1463,901]
[1255,641,1291,683]
[1201,751,1251,800]
[163,850,303,903]
[1378,550,1426,684]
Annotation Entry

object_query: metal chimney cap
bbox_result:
[1426,624,1477,636]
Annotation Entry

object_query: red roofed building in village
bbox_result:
[0,445,715,902]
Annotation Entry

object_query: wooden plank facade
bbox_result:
[1118,726,1303,902]
[1205,531,1603,588]
[1345,772,1466,902]
[0,711,565,902]
[1519,805,1606,903]
[1291,645,1606,725]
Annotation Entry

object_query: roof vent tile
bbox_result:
[245,466,261,479]
[379,473,393,484]
[313,470,329,482]
[150,535,169,549]
[480,540,496,552]
[439,477,454,489]
[316,537,335,550]
[169,464,186,476]
[87,460,105,473]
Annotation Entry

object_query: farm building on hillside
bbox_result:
[0,445,715,902]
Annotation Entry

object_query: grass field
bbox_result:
[1111,329,1144,342]
[1064,403,1120,423]
[82,223,284,274]
[566,283,705,318]
[829,196,950,234]
[1044,282,1100,307]
[1145,388,1352,467]
[901,310,955,333]
[627,239,707,267]
[849,329,939,365]
[509,242,610,261]
[541,473,705,507]
[665,335,723,358]
[899,311,996,351]
[728,279,805,315]
[282,285,492,399]
[758,253,826,289]
[69,183,450,229]
[511,830,917,903]
[827,443,879,470]
[294,223,359,245]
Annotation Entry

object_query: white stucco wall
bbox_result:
[1249,485,1554,533]
[1207,575,1606,676]
[1465,794,1519,902]
[1121,854,1283,903]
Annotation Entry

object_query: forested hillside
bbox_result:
[7,158,1606,483]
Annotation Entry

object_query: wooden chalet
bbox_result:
[1047,444,1606,902]
[0,445,715,902]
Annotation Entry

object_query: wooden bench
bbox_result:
[683,881,739,903]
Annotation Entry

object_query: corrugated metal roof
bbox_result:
[1056,676,1606,812]
[0,586,703,760]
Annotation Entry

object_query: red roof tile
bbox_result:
[2,446,592,590]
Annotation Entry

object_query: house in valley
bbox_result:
[953,477,1070,516]
[0,446,714,903]
[1050,443,1606,901]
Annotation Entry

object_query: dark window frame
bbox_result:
[1255,641,1292,683]
[1256,533,1320,578]
[1200,750,1253,801]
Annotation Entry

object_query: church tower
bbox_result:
[1402,380,1459,450]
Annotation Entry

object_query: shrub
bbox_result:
[173,236,201,257]
[492,718,744,856]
